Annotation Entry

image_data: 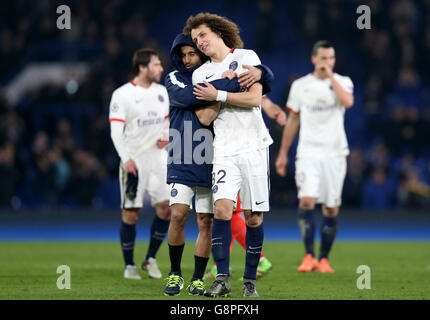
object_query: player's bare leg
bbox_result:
[164,203,188,295]
[297,197,319,272]
[188,213,213,295]
[316,205,339,273]
[204,199,233,297]
[121,208,141,279]
[142,200,170,279]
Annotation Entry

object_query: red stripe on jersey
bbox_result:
[130,80,136,86]
[229,48,235,53]
[164,114,170,119]
[109,118,125,123]
[262,95,267,99]
[285,105,299,114]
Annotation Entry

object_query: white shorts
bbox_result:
[212,148,270,212]
[295,156,347,208]
[169,183,214,214]
[119,149,170,208]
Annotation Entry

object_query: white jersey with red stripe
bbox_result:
[286,72,353,159]
[109,81,169,160]
[192,48,273,161]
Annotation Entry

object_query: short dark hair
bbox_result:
[311,40,334,56]
[132,48,159,76]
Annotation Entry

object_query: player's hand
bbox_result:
[275,153,288,177]
[221,69,237,80]
[124,159,138,176]
[156,138,169,149]
[238,65,262,89]
[193,81,218,101]
[275,110,287,126]
[318,63,333,77]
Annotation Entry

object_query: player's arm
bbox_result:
[261,97,287,125]
[193,81,262,108]
[110,120,138,176]
[329,74,354,108]
[238,64,274,95]
[195,101,222,126]
[275,111,300,177]
[166,71,239,109]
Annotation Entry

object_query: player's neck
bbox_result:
[211,45,231,63]
[313,71,330,80]
[133,76,152,88]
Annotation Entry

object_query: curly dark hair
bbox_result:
[183,12,244,49]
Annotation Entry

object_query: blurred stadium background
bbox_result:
[1,0,430,241]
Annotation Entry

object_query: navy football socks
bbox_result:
[120,221,136,266]
[211,218,232,276]
[146,215,170,261]
[319,216,338,260]
[244,223,264,280]
[298,209,315,256]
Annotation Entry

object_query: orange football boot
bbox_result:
[316,258,334,273]
[297,254,319,272]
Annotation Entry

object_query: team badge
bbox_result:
[171,188,178,197]
[212,185,218,194]
[158,94,164,102]
[111,102,119,112]
[229,61,238,71]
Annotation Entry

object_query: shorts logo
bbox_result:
[212,185,218,194]
[229,61,238,71]
[158,94,164,102]
[171,188,178,197]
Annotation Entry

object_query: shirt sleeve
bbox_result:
[110,121,129,163]
[338,76,354,93]
[239,50,261,74]
[285,81,300,114]
[192,68,204,85]
[109,90,126,123]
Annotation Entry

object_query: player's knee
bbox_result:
[244,211,263,228]
[299,198,315,210]
[170,209,187,228]
[122,209,139,224]
[322,206,339,217]
[214,200,233,220]
[155,201,171,220]
[197,213,213,233]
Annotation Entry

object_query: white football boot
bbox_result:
[123,265,141,280]
[142,257,162,279]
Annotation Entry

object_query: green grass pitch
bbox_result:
[0,241,429,300]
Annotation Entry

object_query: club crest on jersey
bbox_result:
[171,188,178,197]
[158,94,164,102]
[212,185,218,194]
[229,61,238,71]
[111,102,119,112]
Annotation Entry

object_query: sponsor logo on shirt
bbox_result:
[212,185,218,194]
[171,188,178,197]
[158,94,164,102]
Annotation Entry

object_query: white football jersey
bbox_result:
[109,81,169,159]
[286,73,353,158]
[192,48,273,161]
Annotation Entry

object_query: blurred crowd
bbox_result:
[0,0,429,211]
